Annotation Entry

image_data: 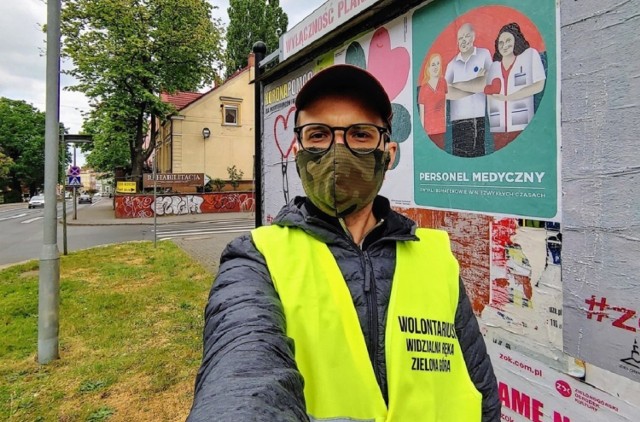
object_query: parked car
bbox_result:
[78,194,92,204]
[28,195,45,209]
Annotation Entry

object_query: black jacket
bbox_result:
[188,196,500,421]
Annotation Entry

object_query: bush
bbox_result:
[211,178,226,192]
[3,190,22,203]
[226,165,244,190]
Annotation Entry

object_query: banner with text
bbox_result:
[488,342,635,421]
[412,0,558,219]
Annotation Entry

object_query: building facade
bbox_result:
[155,57,255,186]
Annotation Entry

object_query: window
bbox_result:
[224,105,238,125]
[220,96,243,126]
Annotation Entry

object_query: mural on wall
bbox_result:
[263,67,316,215]
[337,19,415,206]
[264,67,315,206]
[559,0,640,386]
[342,26,412,170]
[412,3,558,219]
[114,193,255,218]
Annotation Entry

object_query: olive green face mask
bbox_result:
[295,143,391,218]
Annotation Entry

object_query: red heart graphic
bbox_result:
[484,78,502,95]
[367,27,410,101]
[273,106,297,159]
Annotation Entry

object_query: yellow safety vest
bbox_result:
[252,225,482,422]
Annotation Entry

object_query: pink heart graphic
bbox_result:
[367,27,410,101]
[484,78,502,95]
[273,106,297,159]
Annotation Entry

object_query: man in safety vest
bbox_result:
[188,65,500,421]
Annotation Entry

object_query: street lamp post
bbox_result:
[252,41,266,227]
[202,127,211,191]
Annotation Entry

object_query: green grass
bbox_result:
[0,241,212,421]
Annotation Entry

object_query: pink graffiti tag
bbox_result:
[273,106,297,159]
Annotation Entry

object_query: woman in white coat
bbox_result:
[485,22,546,151]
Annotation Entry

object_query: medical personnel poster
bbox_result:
[412,0,558,219]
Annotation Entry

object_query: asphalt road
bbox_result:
[0,199,255,270]
[0,199,153,267]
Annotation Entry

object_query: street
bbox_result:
[0,198,143,267]
[0,198,254,267]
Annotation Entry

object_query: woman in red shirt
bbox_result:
[418,53,448,149]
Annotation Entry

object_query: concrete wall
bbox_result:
[562,0,640,385]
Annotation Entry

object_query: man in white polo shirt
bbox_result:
[445,23,492,157]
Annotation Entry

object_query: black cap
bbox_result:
[294,64,393,129]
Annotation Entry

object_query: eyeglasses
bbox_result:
[293,123,389,155]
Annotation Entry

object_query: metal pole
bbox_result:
[252,41,266,228]
[60,129,67,255]
[62,193,67,255]
[61,138,68,256]
[153,151,157,248]
[72,145,77,220]
[38,0,61,364]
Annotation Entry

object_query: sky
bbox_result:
[0,0,326,165]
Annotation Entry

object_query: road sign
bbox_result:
[67,175,82,187]
[116,181,136,193]
[69,166,81,176]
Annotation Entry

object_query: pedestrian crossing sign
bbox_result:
[67,175,82,187]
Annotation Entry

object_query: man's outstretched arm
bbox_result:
[187,234,307,422]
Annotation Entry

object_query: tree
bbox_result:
[80,105,131,174]
[61,0,224,186]
[0,150,14,188]
[225,0,288,78]
[0,98,46,199]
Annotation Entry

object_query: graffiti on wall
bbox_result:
[116,195,155,218]
[114,192,255,218]
[200,193,255,213]
[154,195,204,216]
